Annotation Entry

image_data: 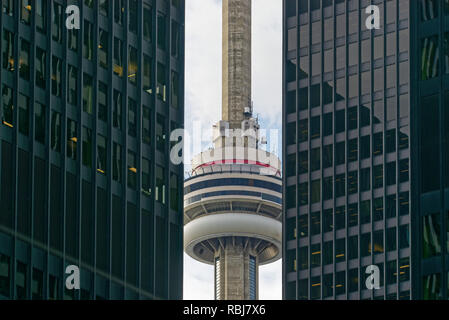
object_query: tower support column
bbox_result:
[214,237,259,300]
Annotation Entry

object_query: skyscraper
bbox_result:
[283,0,449,300]
[0,0,184,300]
[183,0,282,300]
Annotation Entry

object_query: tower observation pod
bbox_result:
[183,0,282,300]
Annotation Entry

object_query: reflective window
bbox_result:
[68,27,78,52]
[156,114,166,152]
[310,147,320,171]
[142,158,151,197]
[113,0,123,24]
[299,151,308,174]
[157,63,167,101]
[83,73,93,114]
[423,213,441,258]
[310,243,321,268]
[98,81,108,122]
[360,167,370,192]
[335,141,345,165]
[113,90,122,130]
[170,172,180,211]
[323,144,333,168]
[66,119,77,160]
[99,29,108,69]
[335,207,345,231]
[144,4,152,42]
[18,93,29,136]
[82,127,92,168]
[2,30,14,72]
[51,111,61,152]
[421,94,440,192]
[16,262,27,300]
[143,106,151,145]
[421,36,440,80]
[373,132,383,156]
[128,46,138,85]
[99,0,108,16]
[35,48,46,89]
[128,98,137,137]
[171,71,180,109]
[97,135,107,174]
[128,150,137,190]
[360,200,371,224]
[323,176,333,200]
[19,39,30,80]
[129,0,138,33]
[143,55,152,94]
[51,56,62,97]
[2,0,14,16]
[157,14,166,50]
[0,254,10,298]
[67,65,78,105]
[34,102,46,144]
[420,0,439,21]
[347,138,358,162]
[311,180,320,204]
[347,171,357,194]
[172,21,180,58]
[83,20,93,60]
[52,2,62,43]
[2,85,13,128]
[335,174,345,197]
[20,0,31,25]
[113,143,122,182]
[423,273,441,300]
[156,165,166,204]
[113,37,123,77]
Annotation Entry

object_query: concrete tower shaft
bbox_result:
[222,0,252,129]
[184,0,282,301]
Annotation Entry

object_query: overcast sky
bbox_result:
[183,0,283,300]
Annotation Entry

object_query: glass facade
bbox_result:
[283,0,412,300]
[0,0,184,300]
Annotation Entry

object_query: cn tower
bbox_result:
[184,0,282,300]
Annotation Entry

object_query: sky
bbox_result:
[183,0,283,300]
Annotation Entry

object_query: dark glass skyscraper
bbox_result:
[283,0,449,300]
[0,0,184,300]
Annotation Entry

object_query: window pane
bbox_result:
[35,48,46,89]
[19,39,30,80]
[128,98,137,137]
[423,213,441,258]
[18,93,29,136]
[83,73,93,114]
[113,38,123,77]
[51,56,62,97]
[421,35,440,80]
[98,81,108,122]
[128,46,138,85]
[99,29,108,69]
[144,5,152,41]
[128,150,137,190]
[20,0,31,24]
[52,3,62,43]
[67,119,77,160]
[67,65,78,105]
[83,20,93,60]
[35,101,46,144]
[51,111,61,152]
[82,127,92,168]
[2,85,13,128]
[97,135,107,174]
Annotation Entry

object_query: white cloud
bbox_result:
[184,0,283,300]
